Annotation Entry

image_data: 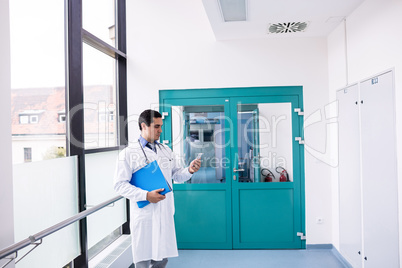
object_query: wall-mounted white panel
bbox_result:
[360,71,399,267]
[337,84,362,268]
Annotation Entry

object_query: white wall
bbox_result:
[12,136,66,164]
[127,0,333,244]
[0,0,15,266]
[327,19,348,251]
[328,0,402,256]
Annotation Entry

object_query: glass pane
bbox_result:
[83,0,116,47]
[86,199,126,251]
[88,228,121,260]
[13,156,80,267]
[10,0,66,164]
[237,103,293,183]
[83,43,118,149]
[85,151,126,250]
[172,105,227,184]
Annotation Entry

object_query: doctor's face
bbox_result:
[142,117,163,142]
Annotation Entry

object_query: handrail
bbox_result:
[0,195,124,261]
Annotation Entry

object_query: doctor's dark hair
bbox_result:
[138,109,162,130]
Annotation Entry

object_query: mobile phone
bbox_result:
[196,153,203,160]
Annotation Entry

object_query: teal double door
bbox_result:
[160,87,305,249]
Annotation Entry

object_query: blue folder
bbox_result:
[130,160,172,208]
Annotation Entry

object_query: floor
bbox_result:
[166,249,349,268]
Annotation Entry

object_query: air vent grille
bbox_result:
[94,236,131,268]
[267,22,309,34]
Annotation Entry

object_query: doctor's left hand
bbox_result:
[147,188,166,203]
[189,159,201,174]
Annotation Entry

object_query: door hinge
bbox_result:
[294,108,304,116]
[161,112,169,119]
[297,232,306,240]
[295,137,305,144]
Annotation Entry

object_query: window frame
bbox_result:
[66,0,127,266]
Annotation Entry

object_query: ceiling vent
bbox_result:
[267,22,309,34]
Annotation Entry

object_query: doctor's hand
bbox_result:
[189,159,201,174]
[146,188,166,203]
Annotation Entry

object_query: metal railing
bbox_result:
[0,195,124,267]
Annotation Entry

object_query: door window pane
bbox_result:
[83,43,118,149]
[172,105,227,184]
[237,103,293,183]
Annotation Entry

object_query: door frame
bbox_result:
[231,95,303,249]
[159,86,306,249]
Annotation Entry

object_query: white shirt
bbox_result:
[113,141,192,263]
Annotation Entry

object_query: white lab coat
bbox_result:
[113,141,192,264]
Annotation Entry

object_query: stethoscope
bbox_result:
[138,139,173,164]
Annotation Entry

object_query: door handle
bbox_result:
[233,168,245,172]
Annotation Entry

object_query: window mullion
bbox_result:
[67,0,88,267]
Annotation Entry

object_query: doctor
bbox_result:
[113,109,201,268]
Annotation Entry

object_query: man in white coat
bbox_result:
[114,109,201,268]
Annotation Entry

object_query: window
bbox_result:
[109,111,115,121]
[59,113,66,122]
[18,111,44,125]
[77,0,126,150]
[68,0,128,266]
[30,115,39,124]
[82,0,116,47]
[10,0,66,164]
[19,115,41,124]
[83,43,117,149]
[23,147,32,162]
[19,115,28,124]
[9,0,127,266]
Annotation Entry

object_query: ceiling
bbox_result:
[202,0,365,40]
